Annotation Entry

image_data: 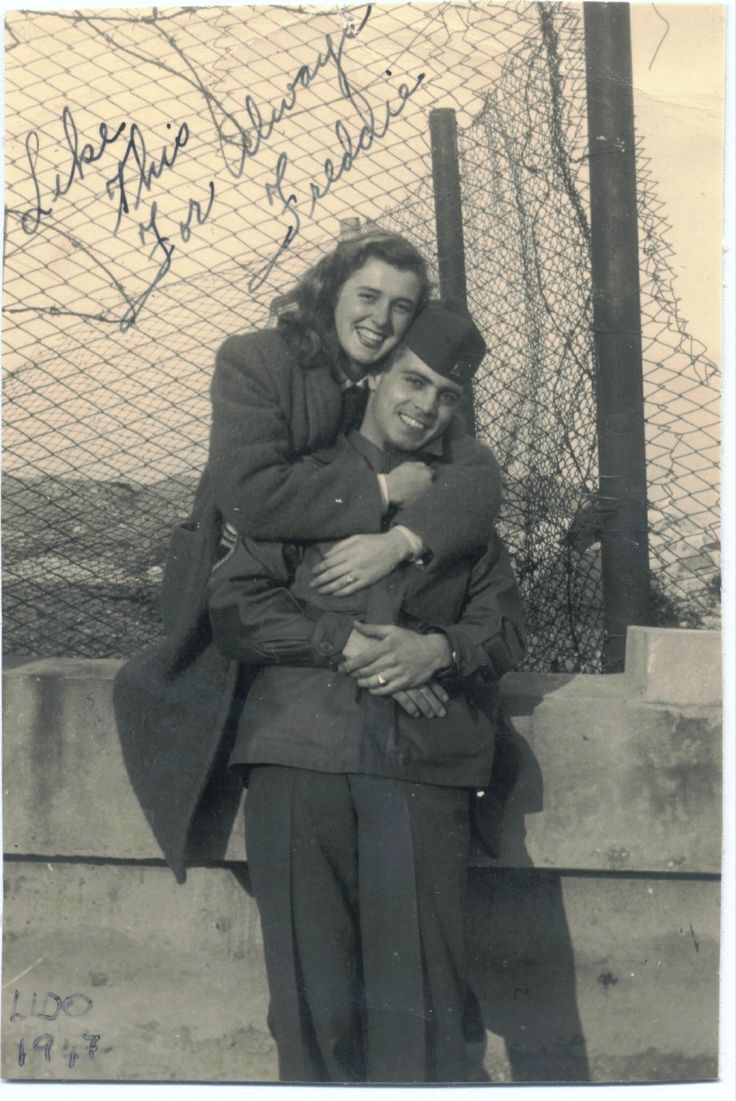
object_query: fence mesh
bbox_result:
[2,2,721,670]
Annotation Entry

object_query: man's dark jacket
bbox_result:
[208,434,525,788]
[113,330,502,882]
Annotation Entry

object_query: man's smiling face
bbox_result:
[361,347,464,452]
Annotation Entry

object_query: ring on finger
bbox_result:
[377,674,387,687]
[346,573,356,584]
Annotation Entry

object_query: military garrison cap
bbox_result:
[401,302,486,385]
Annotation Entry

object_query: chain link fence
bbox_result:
[2,3,720,671]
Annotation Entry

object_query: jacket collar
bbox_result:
[346,428,446,469]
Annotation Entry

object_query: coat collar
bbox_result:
[346,429,446,469]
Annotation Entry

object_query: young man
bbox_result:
[207,304,525,1084]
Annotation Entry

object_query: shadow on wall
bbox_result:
[468,706,590,1083]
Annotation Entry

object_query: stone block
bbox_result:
[2,659,170,862]
[499,671,721,873]
[625,626,722,706]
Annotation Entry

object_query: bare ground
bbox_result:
[2,474,197,657]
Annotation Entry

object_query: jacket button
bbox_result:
[319,640,333,655]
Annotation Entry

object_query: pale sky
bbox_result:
[630,2,725,361]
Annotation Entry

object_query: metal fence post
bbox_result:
[429,108,476,434]
[583,1,651,671]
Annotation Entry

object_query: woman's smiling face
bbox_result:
[333,258,422,378]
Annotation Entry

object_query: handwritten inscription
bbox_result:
[9,990,101,1072]
[15,4,424,326]
[55,107,128,207]
[20,104,214,332]
[214,4,373,179]
[248,69,425,292]
[119,183,216,334]
[21,107,126,235]
[105,120,190,235]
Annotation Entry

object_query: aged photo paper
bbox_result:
[1,0,731,1094]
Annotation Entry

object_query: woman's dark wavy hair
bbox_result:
[274,230,431,371]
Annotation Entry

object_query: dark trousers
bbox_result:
[245,766,473,1083]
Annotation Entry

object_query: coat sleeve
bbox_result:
[394,420,502,568]
[207,534,354,667]
[207,333,384,541]
[424,528,526,683]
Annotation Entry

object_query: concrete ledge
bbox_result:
[2,631,723,874]
[625,626,722,706]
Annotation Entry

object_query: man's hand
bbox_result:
[310,530,409,595]
[341,629,449,718]
[340,624,375,663]
[384,461,434,507]
[338,622,453,692]
[393,685,450,719]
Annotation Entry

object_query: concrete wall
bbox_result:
[1,627,722,1083]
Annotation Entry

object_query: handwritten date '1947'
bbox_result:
[9,989,100,1072]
